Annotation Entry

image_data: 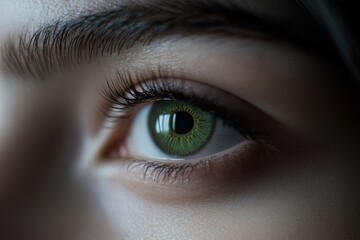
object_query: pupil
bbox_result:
[172,111,194,134]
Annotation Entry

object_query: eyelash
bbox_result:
[100,68,264,139]
[99,68,277,184]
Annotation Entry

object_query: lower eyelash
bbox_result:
[118,141,277,185]
[125,159,196,184]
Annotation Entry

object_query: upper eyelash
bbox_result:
[99,68,268,140]
[99,68,186,121]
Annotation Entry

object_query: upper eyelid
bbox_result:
[1,0,332,81]
[99,70,279,144]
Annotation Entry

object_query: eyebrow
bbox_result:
[1,0,332,80]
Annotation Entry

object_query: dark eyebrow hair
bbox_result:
[1,0,333,80]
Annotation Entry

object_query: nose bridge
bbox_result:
[0,91,82,204]
[0,91,88,236]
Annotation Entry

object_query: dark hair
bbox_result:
[302,0,360,86]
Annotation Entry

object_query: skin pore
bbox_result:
[0,0,359,240]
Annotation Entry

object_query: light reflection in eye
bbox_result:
[155,113,171,134]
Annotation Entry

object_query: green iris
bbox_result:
[148,100,215,157]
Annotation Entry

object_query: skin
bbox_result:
[0,0,359,240]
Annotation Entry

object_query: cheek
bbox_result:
[91,152,359,240]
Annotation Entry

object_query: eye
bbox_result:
[99,73,282,190]
[125,99,245,159]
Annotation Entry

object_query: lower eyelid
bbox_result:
[95,141,273,202]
